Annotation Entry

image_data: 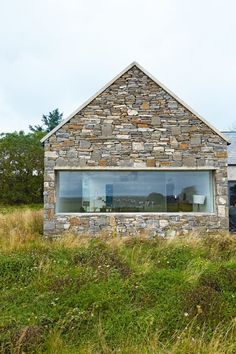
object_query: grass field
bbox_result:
[0,209,235,353]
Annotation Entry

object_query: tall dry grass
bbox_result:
[0,209,43,251]
[0,208,236,255]
[45,319,236,354]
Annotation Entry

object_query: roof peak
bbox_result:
[41,62,230,144]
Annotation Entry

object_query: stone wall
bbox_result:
[43,65,229,236]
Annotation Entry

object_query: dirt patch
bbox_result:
[49,276,74,292]
[11,325,43,352]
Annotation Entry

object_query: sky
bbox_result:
[0,0,236,134]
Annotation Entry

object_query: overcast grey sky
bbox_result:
[0,0,235,133]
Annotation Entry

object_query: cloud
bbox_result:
[0,0,236,133]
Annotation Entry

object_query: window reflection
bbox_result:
[56,171,213,213]
[229,182,236,231]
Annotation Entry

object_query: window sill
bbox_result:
[55,212,216,216]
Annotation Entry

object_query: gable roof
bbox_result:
[40,61,230,144]
[222,131,236,164]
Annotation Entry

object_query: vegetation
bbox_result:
[0,109,63,206]
[0,203,43,215]
[29,109,63,133]
[0,209,235,353]
[0,132,44,204]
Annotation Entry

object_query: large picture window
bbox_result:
[56,171,214,213]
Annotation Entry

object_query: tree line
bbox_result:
[0,109,63,205]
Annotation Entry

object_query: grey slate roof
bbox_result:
[222,131,236,165]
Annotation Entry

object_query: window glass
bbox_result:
[229,182,236,206]
[56,171,214,213]
[229,181,236,231]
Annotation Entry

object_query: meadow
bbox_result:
[0,209,235,353]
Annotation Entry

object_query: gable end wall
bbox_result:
[43,66,228,236]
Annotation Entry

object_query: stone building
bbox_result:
[41,62,230,237]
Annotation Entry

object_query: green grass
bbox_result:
[0,203,43,215]
[0,210,235,353]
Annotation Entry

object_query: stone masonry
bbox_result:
[43,64,229,237]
